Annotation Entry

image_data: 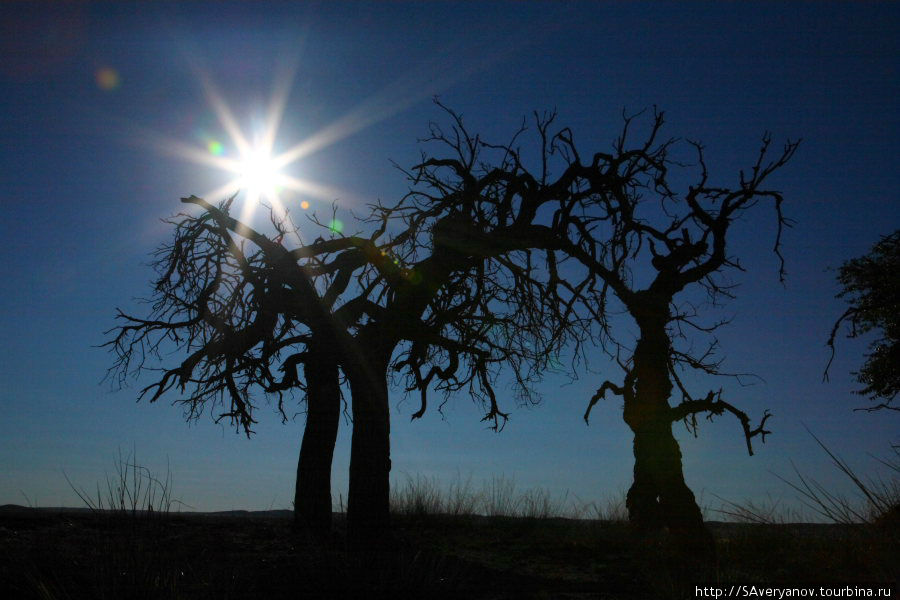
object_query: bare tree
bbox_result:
[562,112,796,548]
[409,105,798,551]
[104,107,579,547]
[104,197,363,534]
[330,115,585,544]
[107,103,793,556]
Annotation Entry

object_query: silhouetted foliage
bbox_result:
[826,230,900,411]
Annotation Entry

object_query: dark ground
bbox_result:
[0,505,896,599]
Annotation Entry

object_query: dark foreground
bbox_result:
[0,505,896,599]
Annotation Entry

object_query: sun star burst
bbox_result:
[148,45,505,232]
[151,62,345,229]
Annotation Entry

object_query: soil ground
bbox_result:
[0,505,895,599]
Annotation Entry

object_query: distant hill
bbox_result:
[0,504,294,519]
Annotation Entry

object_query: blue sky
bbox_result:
[1,2,897,517]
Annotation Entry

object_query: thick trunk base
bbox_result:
[623,322,715,558]
[294,350,340,535]
[346,368,392,552]
[627,423,715,558]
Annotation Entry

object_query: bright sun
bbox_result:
[150,46,505,231]
[153,66,333,226]
[237,145,283,206]
[153,52,445,229]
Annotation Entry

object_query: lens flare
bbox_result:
[138,33,522,236]
[95,67,120,91]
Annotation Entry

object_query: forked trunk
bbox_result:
[294,346,341,534]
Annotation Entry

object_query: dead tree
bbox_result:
[329,132,584,546]
[561,111,795,548]
[104,121,578,547]
[104,197,362,534]
[409,105,798,550]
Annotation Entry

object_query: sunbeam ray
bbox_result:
[141,29,529,220]
[198,72,251,157]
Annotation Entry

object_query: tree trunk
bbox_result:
[345,352,392,551]
[624,318,713,553]
[627,420,707,537]
[294,346,341,535]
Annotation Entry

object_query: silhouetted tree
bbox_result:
[412,107,798,551]
[826,230,900,411]
[107,103,795,557]
[317,106,584,545]
[104,199,359,534]
[104,106,577,547]
[564,114,796,549]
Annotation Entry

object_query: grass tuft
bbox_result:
[714,434,899,587]
[62,447,191,520]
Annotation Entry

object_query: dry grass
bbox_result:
[4,444,897,599]
[62,448,191,520]
[390,471,627,522]
[713,436,899,588]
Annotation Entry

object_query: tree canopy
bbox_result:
[826,230,900,411]
[409,106,798,550]
[105,103,798,553]
[103,105,580,543]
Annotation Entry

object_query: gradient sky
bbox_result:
[1,2,897,518]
